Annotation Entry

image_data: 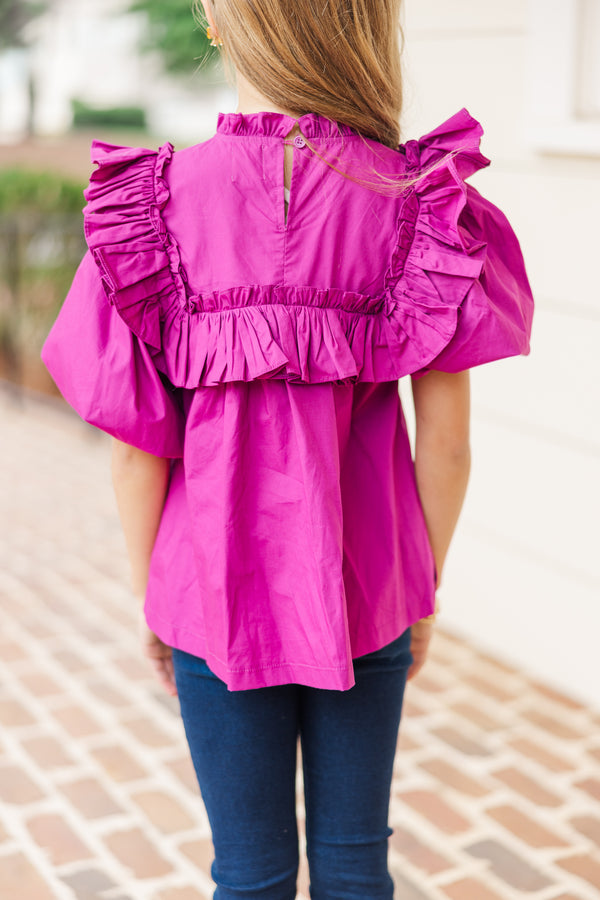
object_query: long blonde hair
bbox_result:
[193,1,459,196]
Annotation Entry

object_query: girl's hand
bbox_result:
[137,609,178,696]
[406,619,435,681]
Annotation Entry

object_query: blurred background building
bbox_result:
[0,0,234,143]
[1,0,598,709]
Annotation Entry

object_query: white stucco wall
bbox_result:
[399,0,600,709]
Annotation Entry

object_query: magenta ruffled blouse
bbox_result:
[41,107,534,691]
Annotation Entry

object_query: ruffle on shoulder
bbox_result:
[392,109,534,377]
[82,108,533,388]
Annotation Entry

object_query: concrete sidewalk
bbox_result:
[0,383,599,900]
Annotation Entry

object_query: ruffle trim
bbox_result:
[383,109,493,370]
[216,109,358,139]
[82,109,507,389]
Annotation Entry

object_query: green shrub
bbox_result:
[71,98,147,130]
[0,169,88,387]
[0,168,85,215]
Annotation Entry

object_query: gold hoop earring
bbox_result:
[206,25,223,48]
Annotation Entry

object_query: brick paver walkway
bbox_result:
[1,383,599,900]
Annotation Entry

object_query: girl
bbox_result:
[41,1,534,897]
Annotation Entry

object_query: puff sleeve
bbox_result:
[389,108,535,379]
[420,181,535,374]
[41,250,185,457]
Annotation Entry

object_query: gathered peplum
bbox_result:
[81,107,533,389]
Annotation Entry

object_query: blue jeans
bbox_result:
[172,627,412,900]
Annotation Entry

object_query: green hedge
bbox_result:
[71,98,147,130]
[0,169,88,387]
[0,168,85,215]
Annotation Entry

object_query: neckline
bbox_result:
[216,110,358,139]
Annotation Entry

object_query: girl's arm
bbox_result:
[411,369,472,590]
[407,369,471,681]
[110,438,170,603]
[111,438,177,696]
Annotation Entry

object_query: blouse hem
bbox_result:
[145,606,420,692]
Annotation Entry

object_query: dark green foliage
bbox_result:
[128,0,216,74]
[71,99,147,131]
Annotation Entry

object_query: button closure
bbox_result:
[293,134,306,148]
